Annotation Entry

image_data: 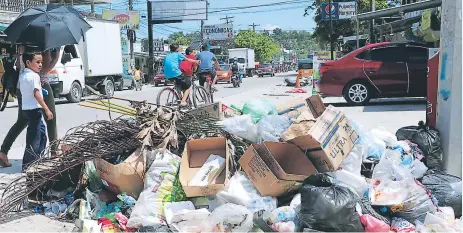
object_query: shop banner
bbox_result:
[312,51,335,94]
[202,24,233,41]
[103,10,140,30]
[321,2,356,21]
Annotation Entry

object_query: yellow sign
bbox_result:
[102,10,140,30]
[421,9,432,31]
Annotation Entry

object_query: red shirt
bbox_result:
[180,54,195,77]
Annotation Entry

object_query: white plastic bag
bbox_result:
[371,127,398,146]
[341,144,366,175]
[220,115,258,143]
[127,150,182,228]
[202,203,254,233]
[216,171,277,213]
[163,201,210,232]
[257,115,292,143]
[330,169,368,196]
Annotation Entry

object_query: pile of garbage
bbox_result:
[0,95,461,233]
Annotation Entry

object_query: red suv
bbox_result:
[316,42,429,105]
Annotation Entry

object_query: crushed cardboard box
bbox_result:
[179,137,230,197]
[187,102,241,120]
[93,148,146,199]
[282,106,359,172]
[239,142,318,197]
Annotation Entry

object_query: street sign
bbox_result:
[153,39,164,52]
[321,2,356,21]
[202,24,233,41]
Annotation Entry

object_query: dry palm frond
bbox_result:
[0,119,140,215]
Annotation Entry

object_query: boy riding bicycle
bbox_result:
[164,44,200,107]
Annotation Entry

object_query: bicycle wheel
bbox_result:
[156,87,180,107]
[192,85,211,108]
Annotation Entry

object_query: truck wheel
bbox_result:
[100,80,115,97]
[66,82,82,103]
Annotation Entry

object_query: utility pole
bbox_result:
[200,0,206,47]
[329,0,334,60]
[369,0,375,42]
[220,15,234,24]
[249,23,260,32]
[147,1,154,78]
[90,0,95,16]
[128,0,134,69]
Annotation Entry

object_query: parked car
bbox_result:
[216,64,232,83]
[315,42,428,105]
[257,63,275,77]
[153,71,172,87]
[119,73,136,90]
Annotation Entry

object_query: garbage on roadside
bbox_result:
[0,95,460,233]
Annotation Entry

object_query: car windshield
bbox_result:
[220,65,230,70]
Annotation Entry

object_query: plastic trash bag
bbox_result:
[216,171,277,213]
[272,221,297,232]
[256,115,292,143]
[360,214,390,232]
[127,150,182,228]
[396,121,443,170]
[242,99,278,123]
[220,115,258,143]
[203,203,253,233]
[391,217,415,232]
[329,145,368,195]
[418,208,462,232]
[299,174,364,232]
[421,170,462,218]
[350,120,386,160]
[371,127,399,147]
[84,161,104,192]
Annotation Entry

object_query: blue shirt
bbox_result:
[196,51,217,72]
[164,52,186,79]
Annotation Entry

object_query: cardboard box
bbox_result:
[179,137,230,197]
[239,142,318,197]
[276,97,309,119]
[93,148,146,199]
[284,106,359,172]
[187,102,241,120]
[306,95,326,118]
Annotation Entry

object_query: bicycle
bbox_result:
[156,75,211,109]
[198,72,216,103]
[135,79,143,91]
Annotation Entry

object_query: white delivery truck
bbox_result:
[228,48,256,77]
[48,18,124,103]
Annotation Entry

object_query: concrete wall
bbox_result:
[436,0,462,177]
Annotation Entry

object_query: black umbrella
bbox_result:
[5,4,92,51]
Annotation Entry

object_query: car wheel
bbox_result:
[155,81,159,87]
[343,81,372,106]
[66,81,82,103]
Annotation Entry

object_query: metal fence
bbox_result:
[0,0,45,12]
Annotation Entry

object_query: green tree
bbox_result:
[271,28,318,58]
[167,32,191,46]
[306,0,392,46]
[234,30,280,62]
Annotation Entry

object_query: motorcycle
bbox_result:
[231,71,241,88]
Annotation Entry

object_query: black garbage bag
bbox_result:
[300,174,364,232]
[396,121,443,170]
[421,170,462,218]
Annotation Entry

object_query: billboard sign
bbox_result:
[321,2,356,21]
[102,10,140,30]
[150,1,207,21]
[202,24,233,41]
[153,39,164,52]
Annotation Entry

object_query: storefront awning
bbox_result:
[355,0,442,21]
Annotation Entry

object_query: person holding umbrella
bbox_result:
[0,4,92,167]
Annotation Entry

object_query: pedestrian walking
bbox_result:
[0,46,59,168]
[18,52,54,170]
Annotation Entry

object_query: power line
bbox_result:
[220,15,235,24]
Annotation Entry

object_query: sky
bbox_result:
[74,0,317,40]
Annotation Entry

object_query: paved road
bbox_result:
[0,72,426,173]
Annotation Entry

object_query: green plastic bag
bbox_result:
[85,161,104,192]
[242,99,278,123]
